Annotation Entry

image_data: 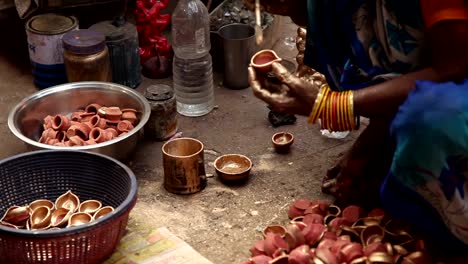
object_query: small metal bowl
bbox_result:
[214,154,252,182]
[8,82,150,161]
[272,132,294,154]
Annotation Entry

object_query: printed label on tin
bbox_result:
[27,32,67,65]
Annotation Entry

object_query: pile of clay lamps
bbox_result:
[39,103,138,146]
[0,190,114,230]
[242,199,431,264]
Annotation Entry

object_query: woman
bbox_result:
[246,0,468,255]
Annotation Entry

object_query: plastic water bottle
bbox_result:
[171,0,215,117]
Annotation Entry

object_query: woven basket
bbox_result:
[0,150,138,264]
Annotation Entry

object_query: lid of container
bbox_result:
[89,18,137,42]
[62,29,107,55]
[145,84,174,101]
[27,13,77,35]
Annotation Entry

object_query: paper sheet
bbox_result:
[104,221,213,264]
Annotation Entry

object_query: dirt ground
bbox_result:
[0,10,364,263]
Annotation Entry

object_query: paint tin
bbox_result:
[26,13,78,89]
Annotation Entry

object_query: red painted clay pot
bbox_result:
[105,107,122,122]
[121,108,138,125]
[52,115,71,131]
[117,120,134,133]
[85,103,102,114]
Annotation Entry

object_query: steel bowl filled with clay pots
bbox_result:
[8,82,150,161]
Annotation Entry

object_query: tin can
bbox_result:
[145,84,178,141]
[89,18,141,88]
[25,13,78,89]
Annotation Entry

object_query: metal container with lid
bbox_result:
[89,18,141,88]
[26,13,78,89]
[62,29,112,82]
[144,84,178,141]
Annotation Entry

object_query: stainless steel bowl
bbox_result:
[8,82,151,161]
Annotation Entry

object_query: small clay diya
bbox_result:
[55,190,80,213]
[271,132,294,154]
[52,115,71,131]
[30,206,52,230]
[250,49,282,73]
[214,154,253,182]
[263,225,287,238]
[29,199,54,212]
[0,206,30,226]
[50,208,71,227]
[93,206,114,220]
[78,200,102,215]
[85,103,102,114]
[67,212,93,227]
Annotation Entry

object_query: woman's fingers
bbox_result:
[271,62,303,90]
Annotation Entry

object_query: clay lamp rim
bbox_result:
[250,49,282,73]
[214,154,253,175]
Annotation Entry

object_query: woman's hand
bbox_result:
[248,62,324,116]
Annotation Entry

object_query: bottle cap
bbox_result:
[145,84,174,101]
[63,29,106,55]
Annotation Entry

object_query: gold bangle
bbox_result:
[347,91,355,130]
[338,92,346,131]
[308,85,328,124]
[342,91,351,131]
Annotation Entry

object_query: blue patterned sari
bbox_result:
[305,0,468,250]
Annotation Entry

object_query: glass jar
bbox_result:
[144,84,178,141]
[62,29,112,82]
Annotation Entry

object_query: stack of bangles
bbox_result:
[308,84,360,131]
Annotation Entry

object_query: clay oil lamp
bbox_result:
[271,132,294,154]
[66,123,91,140]
[85,138,97,145]
[29,199,54,213]
[78,200,102,215]
[71,110,85,122]
[45,138,60,145]
[68,136,85,146]
[39,128,58,144]
[86,115,101,128]
[263,225,287,239]
[0,206,30,227]
[50,208,71,228]
[89,127,111,143]
[117,120,134,133]
[105,128,118,138]
[79,112,95,122]
[250,49,282,73]
[55,190,80,213]
[214,154,253,182]
[85,103,102,114]
[29,206,52,230]
[105,107,122,122]
[93,206,114,220]
[43,115,54,130]
[121,108,138,125]
[67,212,93,228]
[51,115,71,131]
[55,131,67,142]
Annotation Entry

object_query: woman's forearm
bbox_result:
[353,68,442,118]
